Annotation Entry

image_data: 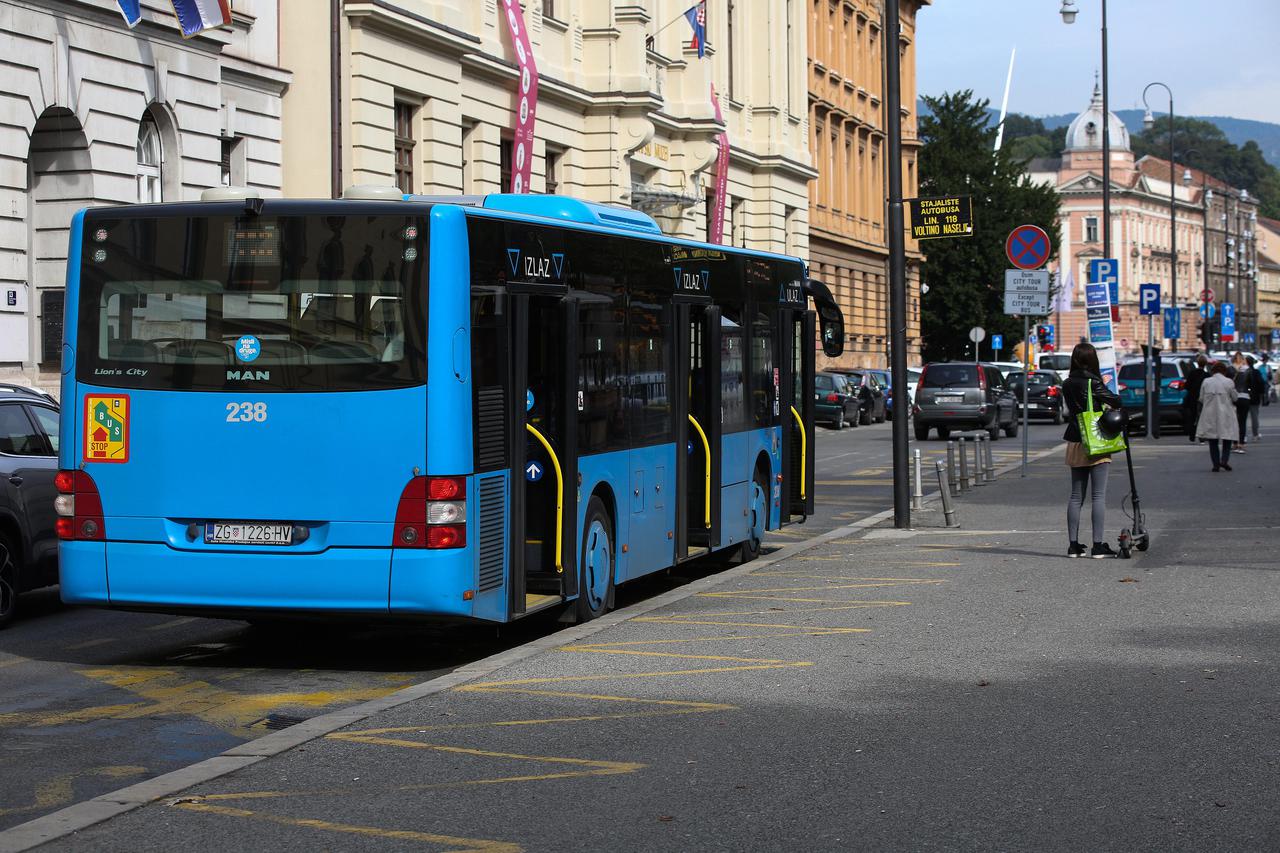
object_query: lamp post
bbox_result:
[1143,82,1177,349]
[1180,161,1212,349]
[1062,1,1110,260]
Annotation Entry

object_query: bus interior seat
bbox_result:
[107,339,162,361]
[308,340,379,363]
[162,340,234,364]
[253,339,307,365]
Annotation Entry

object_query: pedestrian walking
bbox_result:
[1245,355,1266,440]
[1197,361,1239,471]
[1061,342,1122,559]
[1231,352,1253,450]
[1182,353,1207,442]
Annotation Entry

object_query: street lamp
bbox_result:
[1143,82,1177,348]
[1063,1,1110,260]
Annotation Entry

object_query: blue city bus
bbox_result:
[56,190,843,624]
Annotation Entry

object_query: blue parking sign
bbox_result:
[1221,303,1236,339]
[1139,283,1161,315]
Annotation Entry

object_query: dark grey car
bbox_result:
[0,393,60,627]
[912,362,1018,441]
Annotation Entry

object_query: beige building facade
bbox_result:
[806,0,927,371]
[1257,216,1280,346]
[280,0,813,254]
[0,0,289,393]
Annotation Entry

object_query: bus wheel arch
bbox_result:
[754,453,773,530]
[576,492,616,622]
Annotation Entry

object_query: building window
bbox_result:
[219,135,246,187]
[461,121,477,194]
[1085,216,1099,243]
[730,197,745,247]
[542,0,557,20]
[394,101,416,194]
[137,113,162,203]
[545,148,561,195]
[499,137,513,193]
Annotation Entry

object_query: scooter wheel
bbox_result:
[1118,546,1131,559]
[1136,535,1150,553]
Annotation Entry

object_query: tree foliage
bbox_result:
[918,91,1062,362]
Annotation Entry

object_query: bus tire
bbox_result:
[0,530,18,628]
[576,497,614,622]
[738,470,769,564]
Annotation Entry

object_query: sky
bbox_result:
[916,0,1280,125]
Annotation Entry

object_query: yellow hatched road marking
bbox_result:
[559,647,798,664]
[701,579,944,596]
[0,766,146,818]
[172,802,522,852]
[634,616,871,632]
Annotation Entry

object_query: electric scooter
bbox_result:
[1116,428,1149,559]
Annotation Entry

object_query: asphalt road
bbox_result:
[0,416,1066,832]
[17,411,1277,852]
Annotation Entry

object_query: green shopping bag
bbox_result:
[1078,381,1127,455]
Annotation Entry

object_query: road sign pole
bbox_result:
[1022,313,1029,477]
[1145,314,1154,439]
[884,0,909,529]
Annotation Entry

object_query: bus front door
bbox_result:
[510,292,578,617]
[779,309,816,521]
[675,303,721,560]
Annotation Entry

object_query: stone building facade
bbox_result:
[1028,85,1260,355]
[1256,216,1280,347]
[280,0,812,254]
[0,0,289,394]
[806,0,927,371]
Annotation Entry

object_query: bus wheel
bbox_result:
[0,532,18,628]
[577,497,614,622]
[739,471,769,564]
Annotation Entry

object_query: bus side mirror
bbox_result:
[804,279,844,358]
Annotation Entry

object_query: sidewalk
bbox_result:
[8,416,1280,852]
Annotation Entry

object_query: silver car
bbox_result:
[912,362,1019,441]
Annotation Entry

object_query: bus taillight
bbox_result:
[394,476,467,549]
[55,470,106,541]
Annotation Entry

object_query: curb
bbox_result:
[0,441,1064,852]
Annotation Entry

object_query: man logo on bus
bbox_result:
[236,335,261,362]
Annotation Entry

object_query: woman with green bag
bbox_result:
[1061,342,1123,558]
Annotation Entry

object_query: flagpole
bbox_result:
[653,3,702,39]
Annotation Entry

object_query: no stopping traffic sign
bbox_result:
[1006,224,1051,270]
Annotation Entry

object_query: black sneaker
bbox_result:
[1067,543,1087,558]
[1091,542,1117,559]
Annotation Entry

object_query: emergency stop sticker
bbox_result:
[84,395,129,463]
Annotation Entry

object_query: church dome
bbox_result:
[1065,81,1130,152]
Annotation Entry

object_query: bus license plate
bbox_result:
[204,522,293,546]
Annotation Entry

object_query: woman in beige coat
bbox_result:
[1197,361,1239,471]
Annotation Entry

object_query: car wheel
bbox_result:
[576,496,615,622]
[914,422,929,441]
[849,406,860,427]
[0,531,18,628]
[1004,419,1019,438]
[1052,405,1064,426]
[937,427,951,440]
[988,423,1000,440]
[834,411,845,430]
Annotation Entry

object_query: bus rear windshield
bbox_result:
[76,213,426,392]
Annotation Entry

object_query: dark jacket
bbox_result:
[1237,367,1267,405]
[1183,364,1206,406]
[1062,371,1122,442]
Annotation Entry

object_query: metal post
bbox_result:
[973,435,985,485]
[1145,314,1155,437]
[984,430,996,479]
[912,448,923,510]
[885,0,910,529]
[958,437,971,491]
[935,460,959,527]
[946,440,958,495]
[1021,314,1030,476]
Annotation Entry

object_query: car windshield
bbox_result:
[1008,372,1055,384]
[815,375,835,391]
[1118,363,1180,380]
[923,365,977,387]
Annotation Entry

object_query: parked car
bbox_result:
[830,369,885,425]
[814,372,860,429]
[912,362,1019,441]
[0,394,61,626]
[882,367,922,421]
[0,383,57,404]
[1006,370,1066,424]
[1116,359,1187,430]
[991,361,1027,380]
[1036,353,1072,372]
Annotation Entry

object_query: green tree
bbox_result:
[918,91,1062,362]
[1134,116,1280,219]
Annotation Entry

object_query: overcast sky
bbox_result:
[916,0,1280,124]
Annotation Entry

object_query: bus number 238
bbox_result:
[225,402,268,423]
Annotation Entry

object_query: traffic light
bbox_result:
[1036,324,1049,347]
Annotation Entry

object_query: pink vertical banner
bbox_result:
[709,84,730,244]
[501,0,538,193]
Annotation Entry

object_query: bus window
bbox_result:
[628,292,672,445]
[751,306,776,426]
[77,214,426,392]
[577,268,627,455]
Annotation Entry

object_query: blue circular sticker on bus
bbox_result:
[235,335,261,362]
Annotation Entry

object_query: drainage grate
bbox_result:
[258,713,309,730]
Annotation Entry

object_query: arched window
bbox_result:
[137,113,162,202]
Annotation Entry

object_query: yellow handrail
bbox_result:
[790,406,807,501]
[524,423,564,574]
[687,414,712,529]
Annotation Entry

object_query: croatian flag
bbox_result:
[684,2,706,58]
[170,0,232,38]
[116,0,141,27]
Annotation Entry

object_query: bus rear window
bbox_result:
[77,213,426,392]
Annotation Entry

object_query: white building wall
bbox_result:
[0,0,288,393]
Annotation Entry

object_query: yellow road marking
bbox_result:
[173,802,522,852]
[0,766,146,818]
[701,579,943,597]
[0,668,415,735]
[461,663,813,689]
[0,656,31,670]
[564,628,870,646]
[559,647,800,664]
[634,617,870,632]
